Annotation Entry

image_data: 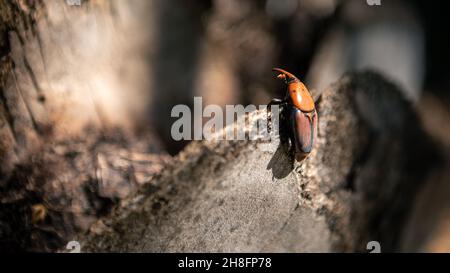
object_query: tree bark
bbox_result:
[81,72,437,252]
[0,0,168,252]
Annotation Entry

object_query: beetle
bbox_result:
[267,68,318,160]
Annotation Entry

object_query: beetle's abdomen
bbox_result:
[290,106,317,156]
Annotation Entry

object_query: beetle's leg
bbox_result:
[267,98,286,110]
[267,98,287,118]
[267,98,287,132]
[267,99,280,115]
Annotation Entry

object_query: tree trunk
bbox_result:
[0,0,168,252]
[82,72,437,252]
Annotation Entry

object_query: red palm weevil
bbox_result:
[268,68,318,160]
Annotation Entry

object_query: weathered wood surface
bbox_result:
[82,72,436,252]
[0,0,169,251]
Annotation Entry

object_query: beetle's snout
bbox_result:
[272,67,298,84]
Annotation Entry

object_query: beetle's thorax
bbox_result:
[287,81,315,113]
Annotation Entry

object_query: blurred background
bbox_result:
[7,0,448,155]
[2,0,450,252]
[138,0,450,154]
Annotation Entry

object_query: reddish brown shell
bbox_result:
[288,81,315,113]
[272,68,315,112]
[291,107,317,155]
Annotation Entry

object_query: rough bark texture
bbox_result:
[0,0,169,252]
[81,72,437,252]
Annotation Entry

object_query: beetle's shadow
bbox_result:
[266,136,295,180]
